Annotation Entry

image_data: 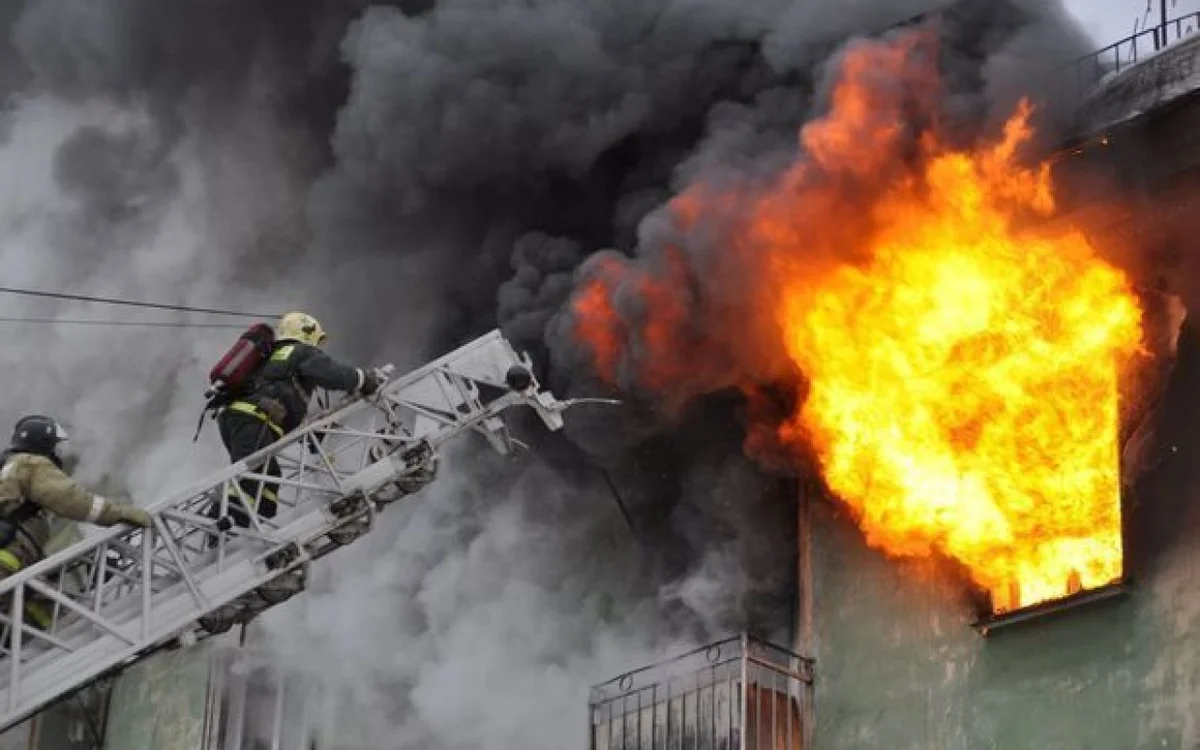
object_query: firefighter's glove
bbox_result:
[359,369,384,397]
[116,505,152,529]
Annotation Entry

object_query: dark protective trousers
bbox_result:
[214,409,281,526]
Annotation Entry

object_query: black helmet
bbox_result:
[11,415,69,458]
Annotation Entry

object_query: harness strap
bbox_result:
[226,401,285,438]
[193,385,233,443]
[191,409,207,443]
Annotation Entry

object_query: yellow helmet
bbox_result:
[276,311,327,347]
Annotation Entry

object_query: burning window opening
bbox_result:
[589,634,814,750]
[970,580,1130,637]
[963,283,1186,632]
[956,458,1130,629]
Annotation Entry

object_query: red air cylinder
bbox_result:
[209,323,275,391]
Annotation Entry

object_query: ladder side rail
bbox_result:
[0,330,572,730]
[0,491,344,723]
[0,330,525,595]
[0,369,512,664]
[0,418,342,665]
[0,410,349,596]
[0,445,396,718]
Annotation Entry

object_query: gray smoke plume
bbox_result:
[0,0,1094,746]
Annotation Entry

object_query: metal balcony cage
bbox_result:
[1057,10,1200,105]
[589,634,814,750]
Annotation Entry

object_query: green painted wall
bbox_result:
[101,645,212,750]
[801,460,1200,750]
[798,315,1200,749]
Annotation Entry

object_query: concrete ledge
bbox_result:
[969,581,1131,638]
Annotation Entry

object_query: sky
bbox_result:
[1065,0,1200,49]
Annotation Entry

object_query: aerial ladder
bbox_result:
[0,329,604,733]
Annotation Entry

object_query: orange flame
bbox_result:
[571,33,1145,613]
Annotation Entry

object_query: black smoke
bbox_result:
[0,0,1095,744]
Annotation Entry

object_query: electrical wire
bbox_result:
[0,285,278,319]
[0,316,247,329]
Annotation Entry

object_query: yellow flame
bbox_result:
[775,103,1142,612]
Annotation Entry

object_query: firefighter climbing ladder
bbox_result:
[0,329,604,733]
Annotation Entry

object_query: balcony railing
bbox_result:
[1059,11,1200,104]
[589,634,814,750]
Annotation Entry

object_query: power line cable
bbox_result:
[0,285,278,319]
[0,316,247,329]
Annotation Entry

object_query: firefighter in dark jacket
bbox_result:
[0,415,151,628]
[215,311,382,526]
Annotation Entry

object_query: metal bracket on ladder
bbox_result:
[0,329,614,732]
